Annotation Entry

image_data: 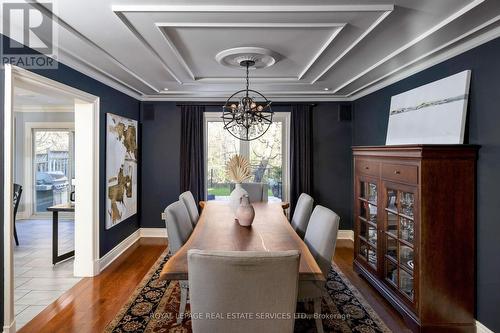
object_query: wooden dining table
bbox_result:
[160,201,325,282]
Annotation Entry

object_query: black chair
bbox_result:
[13,183,22,246]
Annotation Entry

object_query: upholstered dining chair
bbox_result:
[179,191,199,226]
[290,193,314,239]
[240,182,268,203]
[164,200,193,324]
[299,205,340,333]
[188,249,300,333]
[13,184,23,246]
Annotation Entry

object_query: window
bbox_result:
[204,112,290,202]
[33,129,75,213]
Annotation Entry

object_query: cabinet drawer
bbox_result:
[382,163,418,184]
[356,159,380,176]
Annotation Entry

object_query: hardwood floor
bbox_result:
[18,237,167,333]
[19,238,410,333]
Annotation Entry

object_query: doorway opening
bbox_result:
[3,65,100,332]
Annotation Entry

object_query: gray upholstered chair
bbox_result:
[163,200,193,324]
[240,182,268,202]
[179,191,199,226]
[290,193,314,239]
[188,249,300,333]
[299,205,340,333]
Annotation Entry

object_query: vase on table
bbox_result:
[236,194,255,227]
[230,183,248,213]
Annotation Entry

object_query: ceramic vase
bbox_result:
[229,183,248,213]
[236,194,255,227]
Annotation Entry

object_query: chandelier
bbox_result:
[222,60,273,141]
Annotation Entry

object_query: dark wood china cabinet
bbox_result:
[352,145,478,333]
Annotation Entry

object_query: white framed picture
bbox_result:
[386,70,471,145]
[105,113,138,229]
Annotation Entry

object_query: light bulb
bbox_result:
[257,105,263,111]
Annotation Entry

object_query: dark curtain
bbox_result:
[180,105,205,203]
[290,104,313,214]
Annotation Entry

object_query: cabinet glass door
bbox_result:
[383,186,416,304]
[357,180,379,271]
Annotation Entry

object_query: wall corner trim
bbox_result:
[338,229,354,241]
[476,320,494,333]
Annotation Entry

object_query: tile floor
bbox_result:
[13,218,81,330]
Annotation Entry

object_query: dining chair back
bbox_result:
[188,249,300,333]
[13,184,22,246]
[164,201,193,254]
[304,205,340,277]
[240,182,268,202]
[290,193,314,239]
[179,191,199,226]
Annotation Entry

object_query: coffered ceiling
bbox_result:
[3,0,500,101]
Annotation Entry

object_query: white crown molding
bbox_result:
[349,22,500,101]
[311,9,393,83]
[331,0,485,93]
[114,11,184,84]
[112,5,395,13]
[32,1,161,93]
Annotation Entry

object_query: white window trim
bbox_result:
[23,122,75,219]
[203,112,291,204]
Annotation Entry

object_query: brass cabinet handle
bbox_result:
[365,166,370,170]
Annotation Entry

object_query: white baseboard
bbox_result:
[476,320,494,333]
[338,229,354,241]
[98,229,141,272]
[3,319,15,333]
[97,228,168,273]
[140,227,167,238]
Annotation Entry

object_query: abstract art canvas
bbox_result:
[106,113,138,229]
[386,70,471,145]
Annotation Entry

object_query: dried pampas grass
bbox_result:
[227,154,252,183]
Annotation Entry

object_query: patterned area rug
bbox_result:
[104,251,391,333]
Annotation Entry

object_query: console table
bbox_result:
[47,203,75,265]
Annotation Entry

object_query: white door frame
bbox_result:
[3,65,100,333]
[24,122,75,219]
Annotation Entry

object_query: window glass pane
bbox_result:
[400,217,415,243]
[399,269,414,300]
[359,241,368,260]
[360,181,366,199]
[399,244,414,270]
[387,212,398,237]
[368,203,377,223]
[368,247,377,267]
[34,130,71,212]
[387,189,397,211]
[386,260,398,286]
[367,183,377,203]
[206,116,287,202]
[386,235,397,261]
[206,122,239,200]
[368,225,377,246]
[249,122,283,201]
[401,192,414,218]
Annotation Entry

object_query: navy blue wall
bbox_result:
[0,34,141,260]
[140,103,354,230]
[353,37,500,331]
